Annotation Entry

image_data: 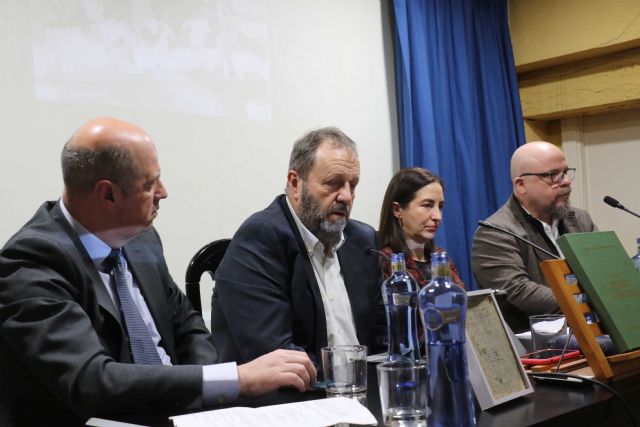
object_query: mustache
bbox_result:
[328,202,350,216]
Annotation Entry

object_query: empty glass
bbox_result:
[377,360,427,426]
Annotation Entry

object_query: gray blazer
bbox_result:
[0,202,216,426]
[471,195,597,332]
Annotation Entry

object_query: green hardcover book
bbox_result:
[557,231,640,353]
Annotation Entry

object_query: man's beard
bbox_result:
[550,204,568,221]
[297,185,349,249]
[549,191,571,220]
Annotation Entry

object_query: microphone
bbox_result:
[477,220,560,260]
[603,195,622,209]
[365,247,392,263]
[603,196,640,219]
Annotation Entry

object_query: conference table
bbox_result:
[114,362,640,426]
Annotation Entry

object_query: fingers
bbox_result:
[298,353,317,384]
[285,361,313,389]
[237,349,317,397]
[263,353,313,390]
[273,350,317,384]
[279,371,307,392]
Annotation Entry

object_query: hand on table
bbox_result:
[237,349,317,397]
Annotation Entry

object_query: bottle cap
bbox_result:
[391,253,405,263]
[430,251,447,264]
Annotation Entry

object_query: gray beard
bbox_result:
[297,186,348,250]
[550,202,569,221]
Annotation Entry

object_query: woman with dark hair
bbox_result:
[378,167,464,287]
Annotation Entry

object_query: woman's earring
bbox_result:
[398,217,403,228]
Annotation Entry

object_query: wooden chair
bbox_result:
[185,239,231,314]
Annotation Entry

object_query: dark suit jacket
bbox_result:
[471,194,597,332]
[0,202,216,427]
[211,195,384,368]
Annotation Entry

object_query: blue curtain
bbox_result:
[393,0,525,289]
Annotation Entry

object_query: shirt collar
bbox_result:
[285,195,345,255]
[59,199,114,269]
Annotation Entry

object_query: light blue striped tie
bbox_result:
[103,249,162,365]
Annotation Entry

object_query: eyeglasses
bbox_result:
[519,168,576,185]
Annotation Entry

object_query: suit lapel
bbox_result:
[50,202,122,324]
[91,267,122,324]
[123,240,174,356]
[509,197,560,262]
[338,233,370,343]
[277,195,328,348]
[560,210,579,233]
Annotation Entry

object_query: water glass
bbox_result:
[529,314,567,350]
[377,360,427,426]
[321,345,367,394]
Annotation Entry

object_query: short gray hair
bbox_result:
[288,127,357,180]
[61,142,141,194]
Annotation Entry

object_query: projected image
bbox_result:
[31,0,271,120]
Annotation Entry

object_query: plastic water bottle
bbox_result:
[419,251,476,427]
[632,238,640,272]
[382,253,421,361]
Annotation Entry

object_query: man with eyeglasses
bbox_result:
[471,141,597,332]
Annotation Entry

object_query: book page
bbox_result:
[170,396,376,427]
[466,294,528,399]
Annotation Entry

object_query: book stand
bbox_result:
[540,259,640,381]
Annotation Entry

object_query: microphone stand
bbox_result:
[366,247,392,263]
[616,206,640,220]
[478,220,561,260]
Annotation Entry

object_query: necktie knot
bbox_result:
[101,248,123,274]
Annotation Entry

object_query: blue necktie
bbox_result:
[103,249,162,365]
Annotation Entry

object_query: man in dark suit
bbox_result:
[471,141,597,332]
[212,127,384,367]
[0,117,315,427]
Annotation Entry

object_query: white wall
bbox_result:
[562,109,640,256]
[0,0,399,306]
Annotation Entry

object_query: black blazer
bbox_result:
[211,195,384,368]
[0,202,216,427]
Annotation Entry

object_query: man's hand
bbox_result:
[237,349,317,397]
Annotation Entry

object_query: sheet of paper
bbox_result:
[170,396,377,427]
[85,418,147,427]
[530,317,565,334]
[516,331,532,340]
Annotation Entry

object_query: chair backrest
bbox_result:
[185,239,231,314]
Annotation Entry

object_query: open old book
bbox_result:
[170,396,376,427]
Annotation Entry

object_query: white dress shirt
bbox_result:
[286,197,359,346]
[520,203,564,257]
[59,200,238,404]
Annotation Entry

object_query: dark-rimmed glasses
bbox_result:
[519,168,575,185]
